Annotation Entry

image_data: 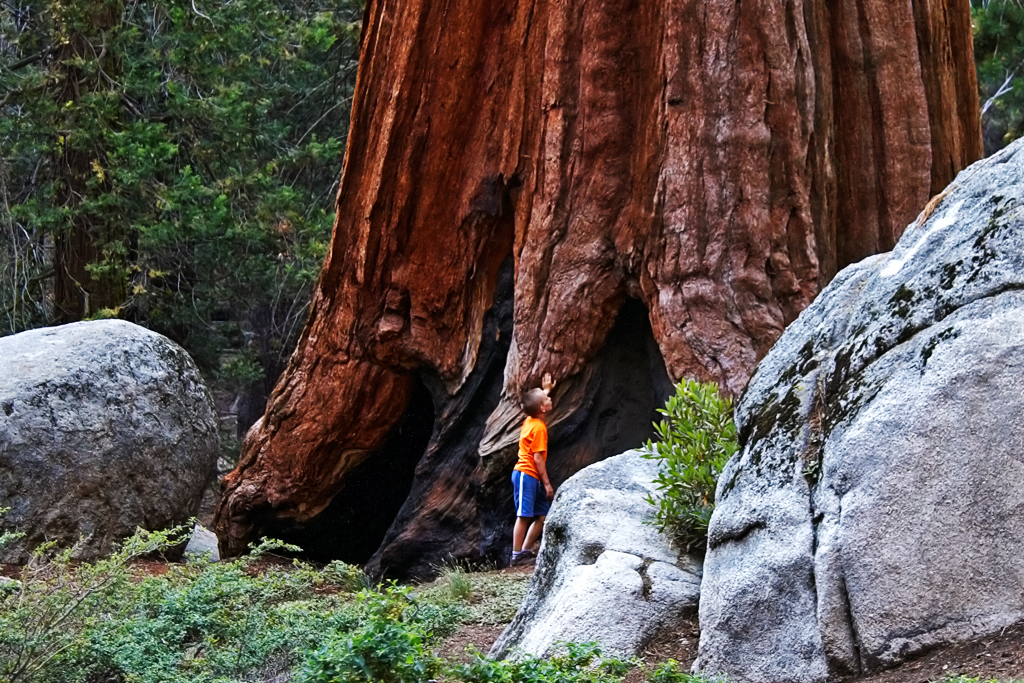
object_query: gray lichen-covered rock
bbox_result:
[491,450,702,658]
[0,320,219,562]
[695,140,1024,683]
[184,523,221,562]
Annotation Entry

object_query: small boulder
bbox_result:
[0,320,219,562]
[184,523,220,562]
[490,449,702,659]
[696,139,1024,683]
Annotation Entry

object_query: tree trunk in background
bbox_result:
[52,2,125,323]
[215,0,981,577]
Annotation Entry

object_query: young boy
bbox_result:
[510,373,556,565]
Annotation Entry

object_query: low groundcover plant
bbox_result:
[0,523,656,683]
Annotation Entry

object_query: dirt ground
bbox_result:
[847,622,1024,683]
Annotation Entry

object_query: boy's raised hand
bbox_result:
[541,372,556,394]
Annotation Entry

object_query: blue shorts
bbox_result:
[512,470,551,518]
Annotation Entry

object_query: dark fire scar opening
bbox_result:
[257,377,436,564]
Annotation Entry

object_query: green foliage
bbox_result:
[450,642,633,683]
[85,559,339,682]
[648,660,729,683]
[643,380,737,553]
[0,525,192,683]
[0,0,360,382]
[320,559,372,593]
[0,533,648,683]
[973,1,1024,153]
[295,618,439,683]
[0,526,419,683]
[293,584,454,683]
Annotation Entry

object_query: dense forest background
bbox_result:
[974,0,1024,152]
[0,0,1019,446]
[0,0,362,448]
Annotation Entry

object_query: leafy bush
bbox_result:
[296,619,439,683]
[0,525,645,683]
[0,526,415,683]
[85,556,345,682]
[0,525,191,683]
[450,641,633,683]
[643,380,737,553]
[294,584,445,683]
[648,660,730,683]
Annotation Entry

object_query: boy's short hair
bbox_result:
[522,388,547,418]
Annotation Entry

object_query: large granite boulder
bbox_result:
[0,320,219,562]
[695,140,1024,683]
[491,450,702,658]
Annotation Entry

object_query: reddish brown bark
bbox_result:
[215,0,981,571]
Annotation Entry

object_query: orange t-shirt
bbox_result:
[514,416,548,480]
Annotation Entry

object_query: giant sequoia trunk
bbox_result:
[214,0,981,578]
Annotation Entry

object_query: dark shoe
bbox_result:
[510,549,536,566]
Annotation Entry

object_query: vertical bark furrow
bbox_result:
[911,0,984,195]
[828,0,936,266]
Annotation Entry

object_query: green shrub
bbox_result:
[643,379,737,553]
[0,525,191,683]
[0,527,635,683]
[648,660,730,683]
[295,620,439,683]
[294,584,444,683]
[0,526,391,683]
[319,559,372,593]
[449,641,633,683]
[84,553,344,682]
